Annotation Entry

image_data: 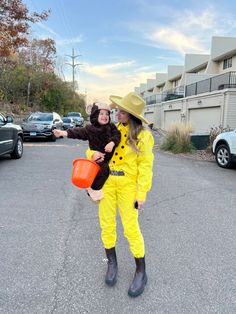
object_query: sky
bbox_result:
[23,0,236,104]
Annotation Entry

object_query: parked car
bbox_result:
[21,112,63,141]
[62,117,76,130]
[0,112,24,159]
[67,112,84,127]
[212,130,236,168]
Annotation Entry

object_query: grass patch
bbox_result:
[160,122,195,153]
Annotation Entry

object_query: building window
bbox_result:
[223,57,232,70]
[173,80,178,88]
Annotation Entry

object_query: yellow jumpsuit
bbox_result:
[87,123,154,258]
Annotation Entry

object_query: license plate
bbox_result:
[30,132,37,136]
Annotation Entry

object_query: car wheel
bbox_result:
[215,144,232,168]
[11,136,23,159]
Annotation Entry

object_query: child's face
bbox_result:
[98,109,110,125]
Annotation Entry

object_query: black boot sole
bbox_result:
[128,274,148,297]
[105,276,117,287]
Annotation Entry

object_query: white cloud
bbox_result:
[125,6,236,55]
[82,60,135,78]
[182,9,215,30]
[69,62,156,103]
[148,28,205,55]
[35,22,83,46]
[88,72,156,103]
[142,8,216,54]
[36,22,59,37]
[56,35,83,46]
[54,3,236,104]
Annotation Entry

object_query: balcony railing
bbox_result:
[161,85,185,101]
[185,71,236,97]
[144,86,185,105]
[145,93,162,105]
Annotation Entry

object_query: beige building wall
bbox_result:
[211,36,236,61]
[223,91,236,128]
[217,55,236,73]
[185,73,215,85]
[171,77,181,88]
[143,103,162,126]
[196,68,206,74]
[155,89,236,133]
[137,37,236,97]
[205,60,219,74]
[137,36,236,133]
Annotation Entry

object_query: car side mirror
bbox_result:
[6,116,14,123]
[54,119,59,123]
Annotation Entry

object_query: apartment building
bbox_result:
[136,36,236,134]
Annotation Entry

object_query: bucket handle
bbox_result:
[94,155,104,162]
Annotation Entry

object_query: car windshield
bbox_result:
[62,118,71,123]
[28,113,53,122]
[68,112,81,117]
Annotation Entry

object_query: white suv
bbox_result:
[212,130,236,168]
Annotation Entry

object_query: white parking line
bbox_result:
[24,143,87,147]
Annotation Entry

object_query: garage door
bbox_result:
[189,106,221,133]
[164,110,181,130]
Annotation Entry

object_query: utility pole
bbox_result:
[65,48,82,105]
[26,41,33,107]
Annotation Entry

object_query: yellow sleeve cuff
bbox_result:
[136,191,147,202]
[86,149,96,160]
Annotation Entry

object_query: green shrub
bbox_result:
[207,125,232,151]
[160,122,195,153]
[19,103,28,112]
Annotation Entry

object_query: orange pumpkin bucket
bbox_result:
[71,158,100,188]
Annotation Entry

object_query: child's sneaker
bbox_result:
[87,188,104,202]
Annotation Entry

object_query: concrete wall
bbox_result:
[217,55,236,73]
[185,73,215,85]
[144,103,162,126]
[211,36,236,60]
[224,91,236,129]
[145,89,236,134]
[184,53,209,72]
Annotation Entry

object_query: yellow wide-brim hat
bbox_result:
[109,92,149,124]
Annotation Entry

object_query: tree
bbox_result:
[0,0,49,57]
[16,38,56,105]
[18,38,56,73]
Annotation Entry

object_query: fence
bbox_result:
[145,93,162,105]
[145,86,185,105]
[185,71,236,97]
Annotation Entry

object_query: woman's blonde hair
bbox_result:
[126,114,144,152]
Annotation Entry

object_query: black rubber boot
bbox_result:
[105,247,118,286]
[128,257,147,297]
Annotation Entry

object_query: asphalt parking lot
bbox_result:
[0,138,236,314]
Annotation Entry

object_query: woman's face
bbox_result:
[117,109,129,124]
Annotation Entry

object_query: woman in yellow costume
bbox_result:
[87,92,154,297]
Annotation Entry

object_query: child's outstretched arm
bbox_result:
[53,129,68,137]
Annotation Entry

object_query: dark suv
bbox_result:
[21,112,63,141]
[67,112,84,127]
[0,113,24,159]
